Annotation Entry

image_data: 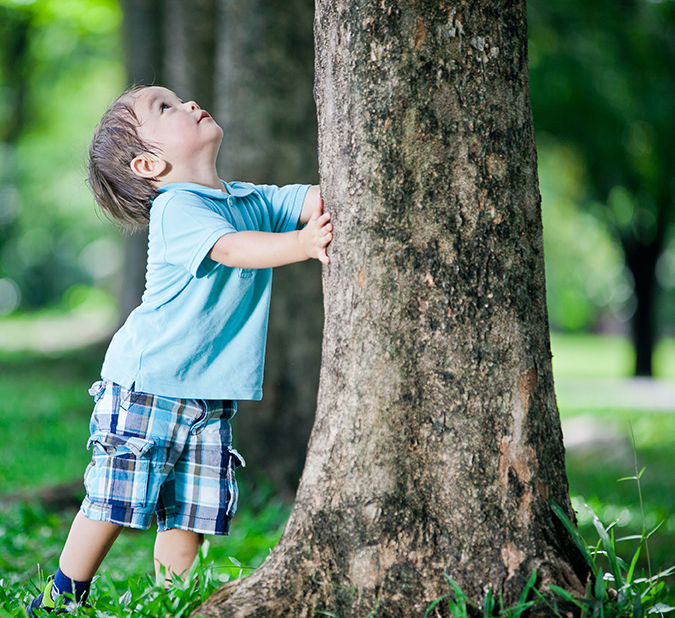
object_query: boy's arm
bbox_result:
[210,198,332,269]
[299,185,321,226]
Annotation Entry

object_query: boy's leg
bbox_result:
[27,511,122,615]
[60,510,123,581]
[154,528,204,580]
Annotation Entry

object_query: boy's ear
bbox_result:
[130,152,167,179]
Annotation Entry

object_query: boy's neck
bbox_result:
[156,166,224,192]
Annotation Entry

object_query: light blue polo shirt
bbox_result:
[101,180,309,400]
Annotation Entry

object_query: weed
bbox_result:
[425,570,538,618]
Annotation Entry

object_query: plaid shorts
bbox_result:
[81,380,245,535]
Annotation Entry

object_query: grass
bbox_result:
[0,345,291,616]
[551,332,675,576]
[1,331,675,614]
[0,490,290,617]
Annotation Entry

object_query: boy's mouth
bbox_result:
[198,111,211,122]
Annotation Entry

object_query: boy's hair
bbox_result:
[87,85,158,229]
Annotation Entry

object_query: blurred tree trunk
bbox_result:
[118,0,218,321]
[625,240,661,376]
[0,7,31,145]
[0,7,31,266]
[119,0,321,493]
[215,0,321,495]
[197,0,588,616]
[527,0,675,377]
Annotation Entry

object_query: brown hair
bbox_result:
[87,85,158,229]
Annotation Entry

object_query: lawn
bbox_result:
[1,331,674,614]
[0,345,290,590]
[551,333,675,580]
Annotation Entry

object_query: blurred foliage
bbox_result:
[0,0,672,350]
[539,139,632,332]
[529,0,675,206]
[529,0,675,344]
[0,0,124,316]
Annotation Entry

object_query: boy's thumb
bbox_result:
[314,197,324,218]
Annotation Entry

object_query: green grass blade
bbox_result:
[633,591,644,618]
[483,588,495,617]
[595,567,605,597]
[587,505,623,589]
[646,520,665,539]
[548,584,584,608]
[551,501,596,574]
[627,541,642,585]
[519,570,537,606]
[443,575,469,616]
[104,572,123,612]
[425,593,453,616]
[616,534,644,542]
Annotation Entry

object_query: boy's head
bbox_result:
[88,85,222,229]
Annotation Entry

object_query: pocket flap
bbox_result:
[87,432,154,458]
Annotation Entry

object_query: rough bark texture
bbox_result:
[215,0,323,494]
[197,0,589,615]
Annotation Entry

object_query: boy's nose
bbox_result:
[184,101,200,111]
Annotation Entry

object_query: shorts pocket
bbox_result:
[84,432,155,509]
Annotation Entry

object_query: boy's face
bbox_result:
[131,86,223,172]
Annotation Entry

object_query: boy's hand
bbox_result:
[299,198,332,264]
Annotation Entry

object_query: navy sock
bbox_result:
[51,568,91,604]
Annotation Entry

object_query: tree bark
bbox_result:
[197,0,589,616]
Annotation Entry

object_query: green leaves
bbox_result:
[551,498,675,618]
[427,571,537,618]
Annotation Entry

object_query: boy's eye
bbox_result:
[160,103,171,112]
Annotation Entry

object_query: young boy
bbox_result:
[28,85,332,615]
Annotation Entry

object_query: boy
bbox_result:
[28,85,332,615]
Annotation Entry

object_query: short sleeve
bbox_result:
[253,184,310,233]
[155,192,235,278]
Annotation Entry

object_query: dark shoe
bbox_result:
[26,580,67,616]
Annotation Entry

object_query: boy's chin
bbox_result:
[212,125,224,144]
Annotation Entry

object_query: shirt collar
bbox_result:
[155,181,255,199]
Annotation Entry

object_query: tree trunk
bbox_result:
[118,0,162,322]
[625,239,661,377]
[118,0,218,322]
[119,0,322,492]
[197,0,588,616]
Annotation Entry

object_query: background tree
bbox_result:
[119,0,218,320]
[528,0,675,376]
[198,0,588,615]
[214,0,322,495]
[119,0,322,493]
